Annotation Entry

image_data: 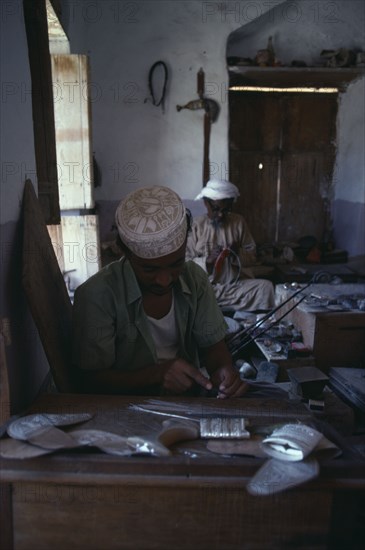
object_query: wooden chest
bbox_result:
[275,284,365,373]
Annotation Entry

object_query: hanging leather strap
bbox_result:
[148,61,168,109]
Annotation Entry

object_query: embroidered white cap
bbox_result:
[115,186,187,259]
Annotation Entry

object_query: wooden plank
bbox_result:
[46,224,65,274]
[283,93,337,151]
[229,92,337,245]
[229,91,282,152]
[230,150,278,244]
[0,333,10,424]
[314,313,365,371]
[275,284,365,372]
[228,67,365,91]
[279,152,328,242]
[12,482,333,550]
[22,180,75,392]
[60,215,101,287]
[51,54,94,210]
[48,215,100,291]
[283,308,365,370]
[0,333,13,550]
[23,0,60,224]
[46,0,70,55]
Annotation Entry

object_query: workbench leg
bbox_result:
[0,483,13,550]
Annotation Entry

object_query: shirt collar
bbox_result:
[178,269,192,295]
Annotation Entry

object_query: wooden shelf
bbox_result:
[228,66,365,91]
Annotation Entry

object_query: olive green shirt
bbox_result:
[72,258,227,373]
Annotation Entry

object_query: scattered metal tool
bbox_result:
[227,282,312,358]
[128,404,250,439]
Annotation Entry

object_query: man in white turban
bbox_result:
[72,185,248,398]
[186,179,275,312]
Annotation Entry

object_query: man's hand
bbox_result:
[210,365,249,399]
[203,339,248,399]
[160,358,213,394]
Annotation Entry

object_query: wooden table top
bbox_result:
[1,393,364,487]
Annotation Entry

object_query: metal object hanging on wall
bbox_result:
[144,61,168,112]
[176,98,219,122]
[176,68,220,184]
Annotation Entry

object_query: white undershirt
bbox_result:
[146,296,179,361]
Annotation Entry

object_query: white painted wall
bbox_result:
[0,0,37,224]
[333,77,365,255]
[228,0,365,66]
[335,79,365,203]
[63,0,284,201]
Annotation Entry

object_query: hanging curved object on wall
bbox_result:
[176,98,220,122]
[144,61,168,111]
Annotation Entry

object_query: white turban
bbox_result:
[115,186,187,259]
[194,179,240,201]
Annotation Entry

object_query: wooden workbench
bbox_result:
[1,393,364,550]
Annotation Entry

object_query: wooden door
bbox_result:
[47,52,101,293]
[229,91,338,245]
[51,54,94,210]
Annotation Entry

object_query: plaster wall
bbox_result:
[62,0,284,202]
[0,1,37,224]
[333,78,365,256]
[227,0,364,65]
[335,79,365,204]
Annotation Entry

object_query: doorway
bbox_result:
[24,0,101,300]
[229,90,338,246]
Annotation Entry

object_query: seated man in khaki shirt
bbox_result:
[72,185,248,398]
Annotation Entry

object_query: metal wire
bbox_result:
[226,280,313,359]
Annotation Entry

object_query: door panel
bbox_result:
[51,54,94,210]
[229,92,338,245]
[229,92,282,152]
[279,152,328,242]
[283,94,338,151]
[230,151,279,244]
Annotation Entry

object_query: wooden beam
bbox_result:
[23,0,60,224]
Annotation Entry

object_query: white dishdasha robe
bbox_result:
[186,213,275,311]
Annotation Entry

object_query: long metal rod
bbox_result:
[230,292,309,359]
[227,280,313,359]
[226,281,312,350]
